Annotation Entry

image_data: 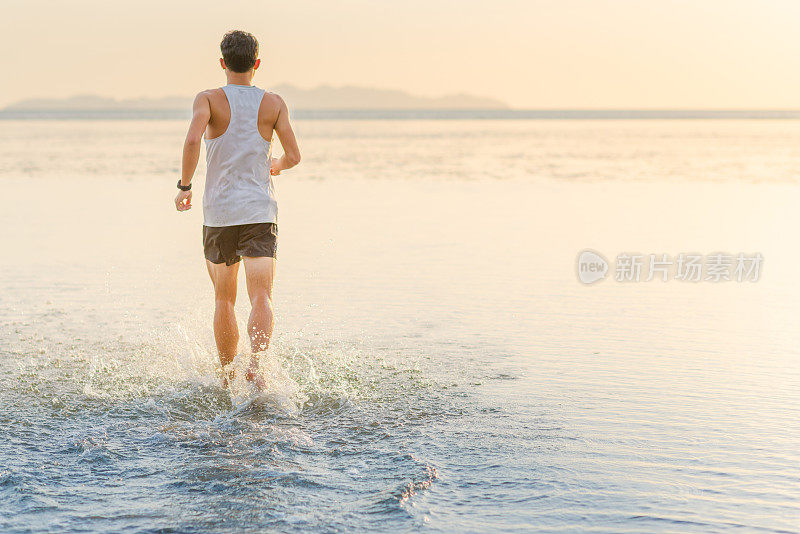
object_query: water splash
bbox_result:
[226,352,308,417]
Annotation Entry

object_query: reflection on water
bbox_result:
[0,119,799,532]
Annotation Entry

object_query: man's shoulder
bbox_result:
[261,91,286,109]
[257,91,287,122]
[193,88,229,115]
[195,88,225,101]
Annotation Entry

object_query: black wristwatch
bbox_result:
[177,180,191,191]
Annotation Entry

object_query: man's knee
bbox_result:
[215,294,236,312]
[249,292,273,312]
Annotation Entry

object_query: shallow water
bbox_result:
[1,119,799,532]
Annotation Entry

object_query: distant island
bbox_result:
[2,84,507,112]
[8,89,799,120]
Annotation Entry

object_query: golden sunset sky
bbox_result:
[3,0,800,108]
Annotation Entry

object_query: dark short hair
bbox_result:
[220,30,259,73]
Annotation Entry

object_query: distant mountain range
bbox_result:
[3,84,507,111]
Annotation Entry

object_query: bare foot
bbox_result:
[244,354,267,391]
[244,365,267,391]
[220,365,236,389]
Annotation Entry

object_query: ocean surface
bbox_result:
[1,118,799,533]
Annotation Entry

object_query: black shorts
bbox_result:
[203,223,278,266]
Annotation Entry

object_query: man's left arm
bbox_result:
[175,92,212,211]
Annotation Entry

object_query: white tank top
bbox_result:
[203,84,277,227]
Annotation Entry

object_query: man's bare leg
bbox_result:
[206,260,240,386]
[242,256,276,385]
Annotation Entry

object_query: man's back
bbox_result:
[202,84,279,227]
[204,86,283,142]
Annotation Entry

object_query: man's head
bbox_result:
[220,30,259,73]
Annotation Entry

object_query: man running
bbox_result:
[174,30,301,388]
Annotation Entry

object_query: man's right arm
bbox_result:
[270,96,301,175]
[175,92,211,211]
[181,92,212,187]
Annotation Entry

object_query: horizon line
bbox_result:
[7,106,800,112]
[5,109,800,122]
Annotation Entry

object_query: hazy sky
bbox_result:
[4,0,800,108]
